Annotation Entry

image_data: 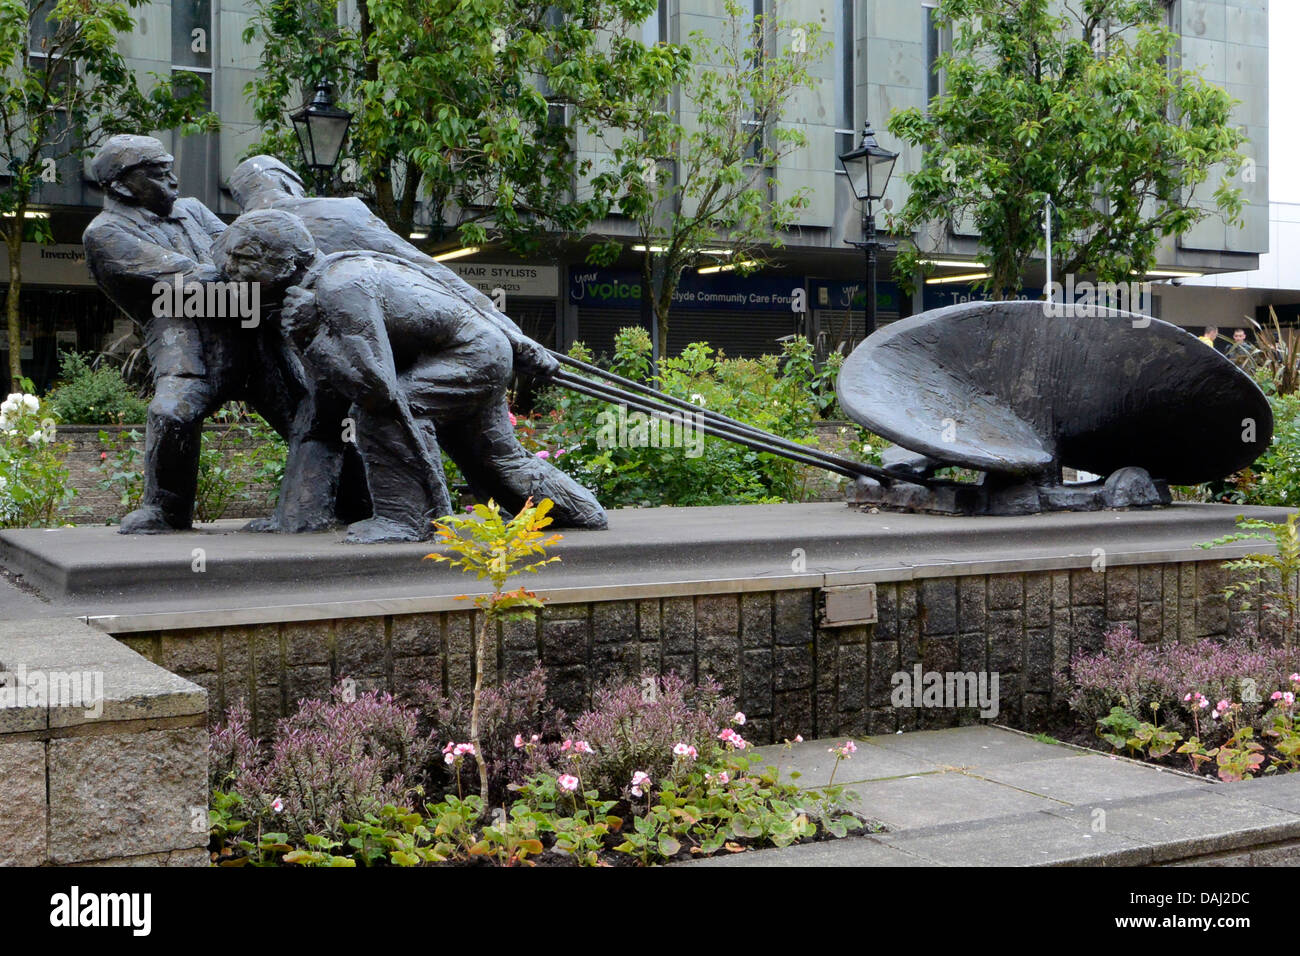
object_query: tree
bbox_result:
[424,496,560,815]
[886,0,1247,299]
[588,0,828,360]
[243,0,687,256]
[0,0,216,391]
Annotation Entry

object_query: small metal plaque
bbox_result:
[820,584,878,626]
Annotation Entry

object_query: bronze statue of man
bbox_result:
[214,208,607,543]
[82,135,353,533]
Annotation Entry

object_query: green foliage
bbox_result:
[1205,387,1300,508]
[887,0,1246,299]
[425,498,563,811]
[0,389,73,527]
[93,426,144,514]
[587,0,829,357]
[91,403,287,524]
[1200,513,1300,646]
[43,352,148,425]
[213,748,866,867]
[531,328,884,508]
[242,0,687,252]
[1094,688,1300,783]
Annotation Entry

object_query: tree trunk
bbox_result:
[6,222,23,393]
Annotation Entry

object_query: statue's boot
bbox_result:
[346,404,451,543]
[119,504,187,534]
[437,398,607,530]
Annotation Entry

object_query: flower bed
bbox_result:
[1054,622,1300,782]
[207,671,877,867]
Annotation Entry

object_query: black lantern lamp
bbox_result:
[290,81,353,193]
[838,121,899,336]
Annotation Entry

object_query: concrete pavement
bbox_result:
[690,726,1300,866]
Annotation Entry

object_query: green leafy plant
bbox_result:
[887,0,1245,299]
[425,497,562,813]
[93,427,144,514]
[43,352,149,425]
[1201,513,1300,647]
[533,328,886,508]
[0,388,74,527]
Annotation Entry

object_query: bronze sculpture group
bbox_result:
[84,134,606,542]
[84,134,1273,531]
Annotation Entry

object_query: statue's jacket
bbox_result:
[83,196,228,378]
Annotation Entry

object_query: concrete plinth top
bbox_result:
[0,502,1292,632]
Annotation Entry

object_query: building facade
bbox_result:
[5,0,1273,387]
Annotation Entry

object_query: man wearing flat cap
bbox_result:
[83,134,345,534]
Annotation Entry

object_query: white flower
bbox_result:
[20,394,37,413]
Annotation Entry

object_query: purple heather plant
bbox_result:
[208,700,260,796]
[569,671,735,798]
[211,682,434,840]
[1062,623,1300,741]
[419,666,567,804]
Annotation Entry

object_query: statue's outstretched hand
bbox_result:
[280,286,317,345]
[513,338,559,379]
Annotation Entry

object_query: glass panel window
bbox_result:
[834,0,855,164]
[172,0,212,70]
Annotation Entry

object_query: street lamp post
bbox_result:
[838,121,898,337]
[289,81,353,195]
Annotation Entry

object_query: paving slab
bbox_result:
[865,725,1077,770]
[840,769,1067,829]
[689,836,938,867]
[1219,775,1300,815]
[974,753,1209,804]
[1044,788,1300,863]
[754,738,944,788]
[875,810,1154,867]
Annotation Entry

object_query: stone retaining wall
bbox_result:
[0,618,209,866]
[112,557,1267,741]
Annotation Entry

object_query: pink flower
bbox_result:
[1291,673,1300,684]
[560,739,572,752]
[556,448,567,457]
[707,770,731,785]
[442,741,455,754]
[733,712,746,726]
[271,797,284,813]
[794,735,803,743]
[509,412,517,427]
[1272,691,1284,701]
[536,450,550,459]
[557,774,579,792]
[453,742,475,757]
[1285,692,1297,706]
[514,733,525,749]
[630,770,651,797]
[830,740,856,759]
[99,451,107,461]
[717,728,737,743]
[1216,699,1232,714]
[573,740,594,755]
[672,742,698,758]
